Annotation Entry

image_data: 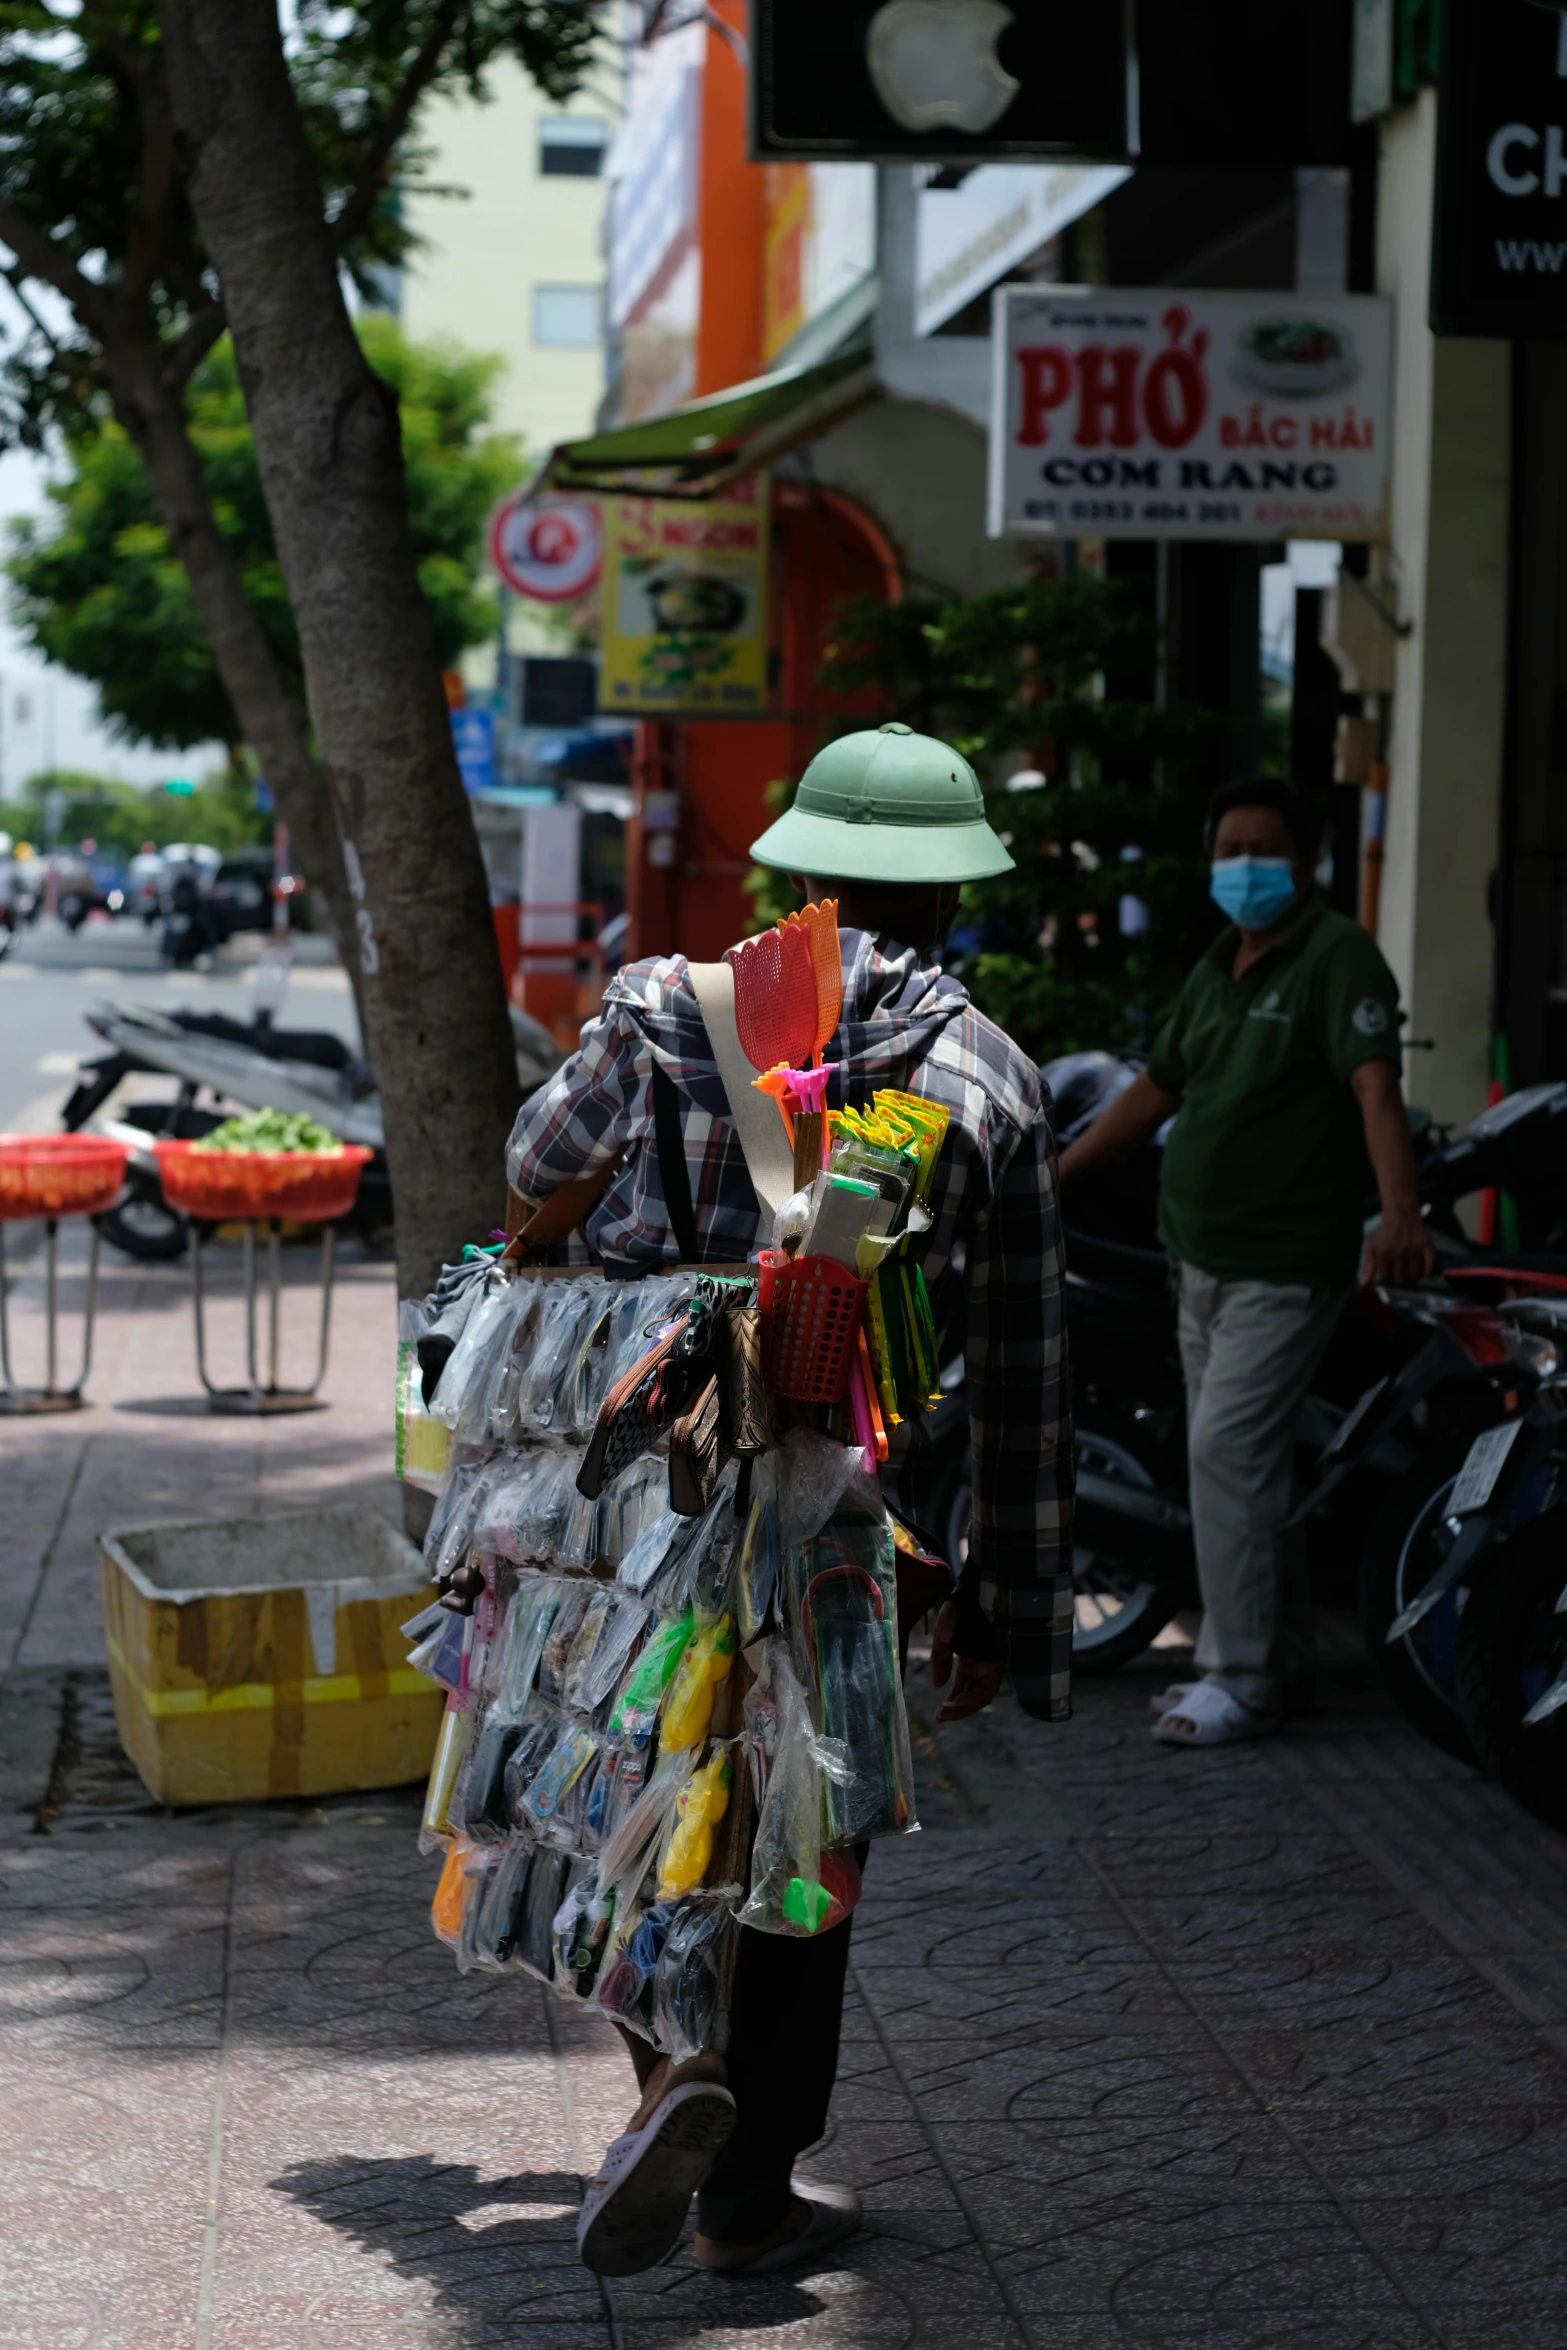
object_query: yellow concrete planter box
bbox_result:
[98,1506,443,1806]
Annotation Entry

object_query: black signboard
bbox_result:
[1432,0,1567,336]
[748,0,1128,162]
[748,1,1351,168]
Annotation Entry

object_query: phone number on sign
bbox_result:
[1021,498,1245,527]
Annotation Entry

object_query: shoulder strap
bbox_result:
[651,1063,701,1261]
[686,959,796,1227]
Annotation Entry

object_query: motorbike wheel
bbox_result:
[943,1421,1180,1675]
[1456,1513,1567,1832]
[94,1171,188,1262]
[1359,1443,1476,1762]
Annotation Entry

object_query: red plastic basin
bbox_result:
[154,1141,373,1224]
[0,1135,131,1222]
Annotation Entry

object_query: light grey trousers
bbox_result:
[1176,1263,1351,1714]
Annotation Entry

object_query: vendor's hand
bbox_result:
[930,1600,1003,1723]
[1361,1206,1436,1288]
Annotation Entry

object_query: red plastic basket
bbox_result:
[154,1141,372,1224]
[757,1248,869,1404]
[0,1135,130,1222]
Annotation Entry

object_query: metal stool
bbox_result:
[0,1216,105,1414]
[191,1217,337,1414]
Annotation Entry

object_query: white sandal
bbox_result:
[1148,1681,1198,1718]
[1151,1680,1277,1747]
[576,2079,736,2276]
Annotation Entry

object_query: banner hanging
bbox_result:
[599,480,771,715]
[989,287,1392,543]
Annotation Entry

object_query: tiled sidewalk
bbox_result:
[2,1241,1565,2349]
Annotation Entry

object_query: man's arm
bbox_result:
[946,1104,1074,1723]
[506,987,646,1204]
[1351,1059,1435,1284]
[1056,1069,1180,1189]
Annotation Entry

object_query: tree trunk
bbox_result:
[103,331,363,1014]
[158,0,521,1294]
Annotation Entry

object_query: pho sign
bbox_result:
[988,287,1392,544]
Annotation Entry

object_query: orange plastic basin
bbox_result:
[154,1141,373,1224]
[0,1135,131,1221]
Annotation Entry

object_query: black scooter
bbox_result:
[920,1053,1567,1677]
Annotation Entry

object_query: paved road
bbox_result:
[0,914,359,1133]
[0,1242,1564,2348]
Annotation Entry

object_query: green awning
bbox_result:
[540,344,877,501]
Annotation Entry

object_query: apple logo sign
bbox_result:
[866,0,1021,135]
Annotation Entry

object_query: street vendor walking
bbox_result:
[1058,777,1433,1749]
[506,722,1072,2279]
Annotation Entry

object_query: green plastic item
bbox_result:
[749,722,1015,886]
[610,1605,695,1745]
[782,1875,832,1934]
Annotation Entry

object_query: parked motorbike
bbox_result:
[921,1051,1567,1677]
[61,998,561,1259]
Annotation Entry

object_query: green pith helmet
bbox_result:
[749,722,1015,886]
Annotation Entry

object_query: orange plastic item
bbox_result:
[787,898,842,1062]
[431,1839,472,1945]
[0,1135,130,1222]
[858,1328,889,1464]
[757,1247,869,1403]
[155,1141,373,1223]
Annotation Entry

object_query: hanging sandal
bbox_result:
[1151,1680,1278,1747]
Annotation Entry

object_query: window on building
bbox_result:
[539,117,607,177]
[532,284,603,348]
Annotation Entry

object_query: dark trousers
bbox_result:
[617,1908,855,2242]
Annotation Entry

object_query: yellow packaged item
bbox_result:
[661,1612,737,1750]
[657,1749,733,1899]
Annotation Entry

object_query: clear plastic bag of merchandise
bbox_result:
[616,1509,684,1596]
[431,1834,486,1947]
[607,1604,694,1747]
[502,1708,567,1828]
[421,1701,477,1850]
[553,1863,615,1998]
[516,1845,572,1982]
[430,1276,516,1438]
[553,1474,603,1572]
[565,1291,617,1436]
[737,1639,862,1938]
[594,1740,694,1910]
[537,1579,594,1701]
[654,1744,734,1901]
[592,1740,649,1863]
[564,1587,652,1714]
[641,1466,741,1616]
[734,1465,781,1647]
[784,1503,915,1847]
[602,1452,673,1572]
[652,1890,736,2061]
[453,1708,527,1842]
[773,1427,864,1550]
[593,1897,669,2043]
[403,1599,468,1693]
[485,1281,547,1444]
[493,1574,563,1721]
[515,1279,599,1439]
[470,1838,534,1969]
[455,1844,505,1973]
[518,1720,600,1838]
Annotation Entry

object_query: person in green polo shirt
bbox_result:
[1058,777,1433,1747]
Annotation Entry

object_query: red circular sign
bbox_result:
[488,489,603,603]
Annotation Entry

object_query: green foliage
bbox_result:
[5,323,521,750]
[762,574,1223,1061]
[0,764,270,861]
[0,2,603,446]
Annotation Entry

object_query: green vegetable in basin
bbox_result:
[192,1109,343,1154]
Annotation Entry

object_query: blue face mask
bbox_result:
[1210,856,1297,929]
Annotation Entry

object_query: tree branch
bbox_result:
[0,199,108,336]
[329,0,463,257]
[162,298,228,391]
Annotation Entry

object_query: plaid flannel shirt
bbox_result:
[506,927,1073,1719]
